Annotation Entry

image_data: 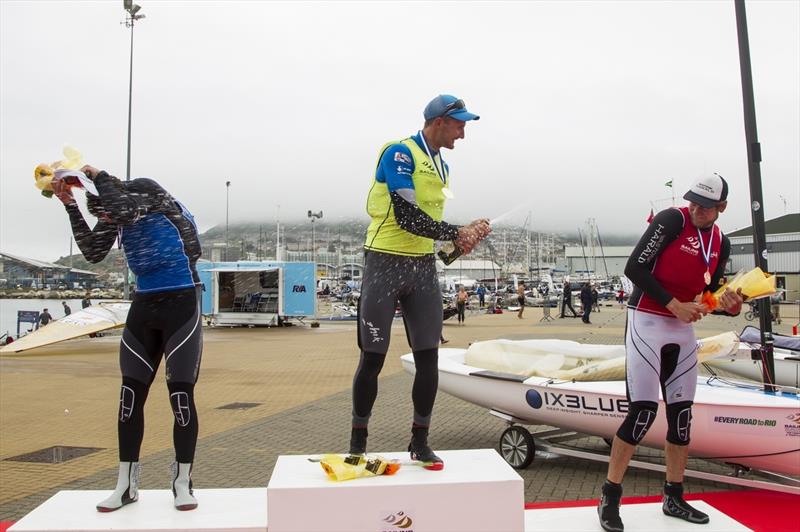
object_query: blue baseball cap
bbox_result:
[423,94,480,122]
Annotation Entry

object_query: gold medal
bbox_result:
[697,227,715,287]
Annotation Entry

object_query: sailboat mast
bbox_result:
[596,224,610,280]
[734,0,774,391]
[578,227,589,279]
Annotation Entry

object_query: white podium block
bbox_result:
[9,488,267,532]
[267,449,524,532]
[523,502,748,531]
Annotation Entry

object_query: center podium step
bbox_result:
[267,448,524,532]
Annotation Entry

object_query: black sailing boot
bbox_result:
[597,479,624,532]
[408,426,444,471]
[662,482,709,524]
[349,427,368,456]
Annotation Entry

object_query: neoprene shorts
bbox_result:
[120,286,203,385]
[358,251,442,355]
[624,308,698,404]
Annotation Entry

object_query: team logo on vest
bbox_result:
[680,236,700,256]
[419,160,438,175]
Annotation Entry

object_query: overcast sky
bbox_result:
[1,0,798,261]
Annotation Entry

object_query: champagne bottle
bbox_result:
[437,241,463,265]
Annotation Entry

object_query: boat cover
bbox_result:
[740,325,800,353]
[464,332,740,382]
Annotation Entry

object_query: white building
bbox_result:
[438,259,502,285]
[563,246,634,279]
[726,213,799,302]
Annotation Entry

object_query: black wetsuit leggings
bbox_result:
[352,348,438,428]
[117,287,202,463]
[561,296,577,317]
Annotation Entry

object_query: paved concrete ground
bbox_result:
[1,303,797,521]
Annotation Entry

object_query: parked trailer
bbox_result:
[197,261,316,327]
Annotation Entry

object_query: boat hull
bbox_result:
[401,349,800,475]
[705,345,800,388]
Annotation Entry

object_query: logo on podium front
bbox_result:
[382,510,414,531]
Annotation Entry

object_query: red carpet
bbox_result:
[525,489,800,531]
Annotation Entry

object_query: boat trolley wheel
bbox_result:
[500,426,535,469]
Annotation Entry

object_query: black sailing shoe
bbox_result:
[662,482,709,524]
[597,480,624,532]
[408,426,444,471]
[349,427,368,456]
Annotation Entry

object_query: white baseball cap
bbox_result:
[683,173,728,208]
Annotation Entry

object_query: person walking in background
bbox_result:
[560,280,578,318]
[349,94,490,470]
[456,286,468,324]
[82,294,92,309]
[517,282,526,319]
[37,308,53,328]
[592,285,600,312]
[617,288,625,308]
[62,301,72,316]
[476,284,486,308]
[580,282,593,324]
[770,291,782,324]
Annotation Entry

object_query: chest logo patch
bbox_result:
[680,235,700,256]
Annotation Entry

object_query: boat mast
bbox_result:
[577,227,589,280]
[526,211,531,279]
[734,0,775,391]
[596,223,610,280]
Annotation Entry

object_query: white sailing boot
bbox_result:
[171,462,198,511]
[96,461,140,512]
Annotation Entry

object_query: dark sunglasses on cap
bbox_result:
[441,99,465,116]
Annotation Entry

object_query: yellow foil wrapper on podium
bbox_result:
[712,267,776,301]
[319,454,396,481]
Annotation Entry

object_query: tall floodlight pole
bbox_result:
[308,210,323,265]
[734,0,774,391]
[225,181,231,261]
[276,204,281,261]
[122,0,145,299]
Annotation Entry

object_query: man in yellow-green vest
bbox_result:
[349,95,491,469]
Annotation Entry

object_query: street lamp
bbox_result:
[121,0,145,299]
[225,181,231,261]
[307,210,323,264]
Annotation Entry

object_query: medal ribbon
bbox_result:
[418,130,447,185]
[697,227,714,279]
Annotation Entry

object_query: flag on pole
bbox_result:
[664,180,673,188]
[647,208,654,223]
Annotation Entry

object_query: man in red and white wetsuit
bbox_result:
[598,174,743,532]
